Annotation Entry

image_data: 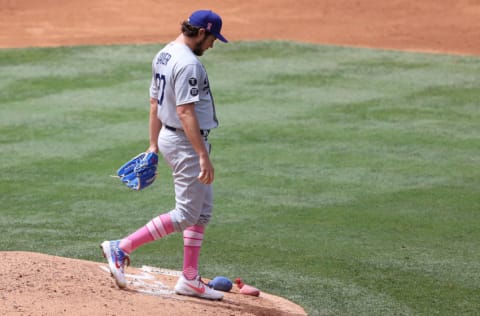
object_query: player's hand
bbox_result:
[146,144,159,154]
[198,154,214,184]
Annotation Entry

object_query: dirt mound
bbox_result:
[0,252,306,316]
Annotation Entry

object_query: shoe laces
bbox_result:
[195,276,208,288]
[114,245,130,269]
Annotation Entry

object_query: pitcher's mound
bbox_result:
[0,251,306,316]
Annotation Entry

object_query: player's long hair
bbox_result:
[181,21,212,38]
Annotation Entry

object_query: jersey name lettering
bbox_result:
[156,52,172,66]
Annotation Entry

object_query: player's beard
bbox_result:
[193,38,207,56]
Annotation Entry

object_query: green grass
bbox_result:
[1,41,479,315]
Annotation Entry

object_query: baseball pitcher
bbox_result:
[101,9,228,300]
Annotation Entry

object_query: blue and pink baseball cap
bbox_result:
[188,10,228,43]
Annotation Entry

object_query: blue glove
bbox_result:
[117,152,158,190]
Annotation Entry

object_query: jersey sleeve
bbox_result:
[174,63,202,106]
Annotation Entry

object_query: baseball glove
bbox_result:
[116,152,158,190]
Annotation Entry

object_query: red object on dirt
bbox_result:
[234,278,245,288]
[235,278,260,296]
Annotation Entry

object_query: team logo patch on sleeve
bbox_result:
[189,77,198,86]
[190,88,199,96]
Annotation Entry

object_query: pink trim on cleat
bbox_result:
[174,275,223,300]
[100,240,130,288]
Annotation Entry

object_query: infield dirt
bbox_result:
[1,0,479,55]
[0,0,478,315]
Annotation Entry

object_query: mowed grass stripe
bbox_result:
[1,42,479,315]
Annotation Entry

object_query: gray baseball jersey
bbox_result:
[150,42,218,130]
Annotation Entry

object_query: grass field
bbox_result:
[1,41,479,315]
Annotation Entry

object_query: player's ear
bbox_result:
[198,28,206,38]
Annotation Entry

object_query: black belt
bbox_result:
[165,125,210,137]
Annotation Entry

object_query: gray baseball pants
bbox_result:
[158,127,213,232]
